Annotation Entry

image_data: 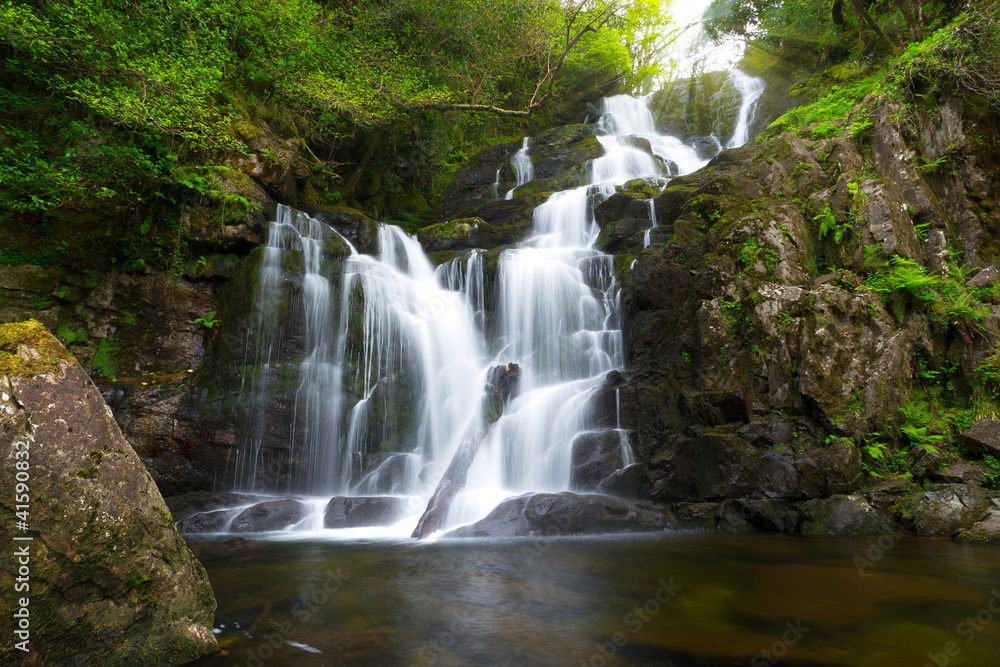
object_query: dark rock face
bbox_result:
[0,322,217,666]
[324,496,406,528]
[230,499,308,532]
[960,420,1000,459]
[445,492,675,538]
[570,430,629,490]
[597,463,651,499]
[798,495,899,535]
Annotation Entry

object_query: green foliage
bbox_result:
[194,311,220,329]
[90,337,119,379]
[814,204,846,243]
[864,258,988,333]
[737,237,777,274]
[899,400,943,451]
[767,72,886,138]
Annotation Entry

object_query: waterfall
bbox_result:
[504,137,534,200]
[726,70,766,149]
[229,71,765,535]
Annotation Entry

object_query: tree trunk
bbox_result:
[411,363,520,539]
[894,0,924,42]
[847,0,900,54]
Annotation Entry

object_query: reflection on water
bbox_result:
[189,534,1000,666]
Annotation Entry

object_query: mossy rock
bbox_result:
[0,319,76,377]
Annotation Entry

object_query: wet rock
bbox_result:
[957,499,1000,544]
[0,321,218,666]
[166,491,260,522]
[960,420,1000,459]
[865,477,921,510]
[177,509,241,534]
[325,496,406,528]
[908,445,945,479]
[681,386,753,425]
[586,369,628,429]
[231,499,308,532]
[0,264,60,294]
[795,441,864,498]
[799,495,898,535]
[417,217,527,252]
[649,71,742,145]
[649,427,804,502]
[720,499,800,533]
[671,502,721,531]
[529,124,606,179]
[571,430,630,491]
[929,463,987,486]
[903,484,989,536]
[101,375,238,497]
[445,492,675,537]
[596,463,650,499]
[594,192,651,227]
[300,204,380,255]
[595,217,650,254]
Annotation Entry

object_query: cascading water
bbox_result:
[229,78,764,538]
[726,70,766,149]
[504,137,534,200]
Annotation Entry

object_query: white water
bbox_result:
[726,70,766,148]
[504,136,534,199]
[227,83,763,538]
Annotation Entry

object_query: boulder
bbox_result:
[325,496,406,528]
[0,321,218,666]
[902,484,989,537]
[929,464,988,486]
[960,420,1000,459]
[230,499,308,532]
[799,495,899,535]
[445,492,675,538]
[958,499,1000,545]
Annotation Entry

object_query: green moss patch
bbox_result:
[0,319,76,377]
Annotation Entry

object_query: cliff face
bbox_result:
[0,321,218,665]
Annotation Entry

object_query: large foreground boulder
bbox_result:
[0,321,218,666]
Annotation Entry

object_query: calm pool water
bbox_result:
[187,533,1000,666]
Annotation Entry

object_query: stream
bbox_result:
[189,534,1000,666]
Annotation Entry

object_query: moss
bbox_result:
[0,319,76,377]
[91,337,120,379]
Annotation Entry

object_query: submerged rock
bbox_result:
[0,321,218,666]
[444,492,675,538]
